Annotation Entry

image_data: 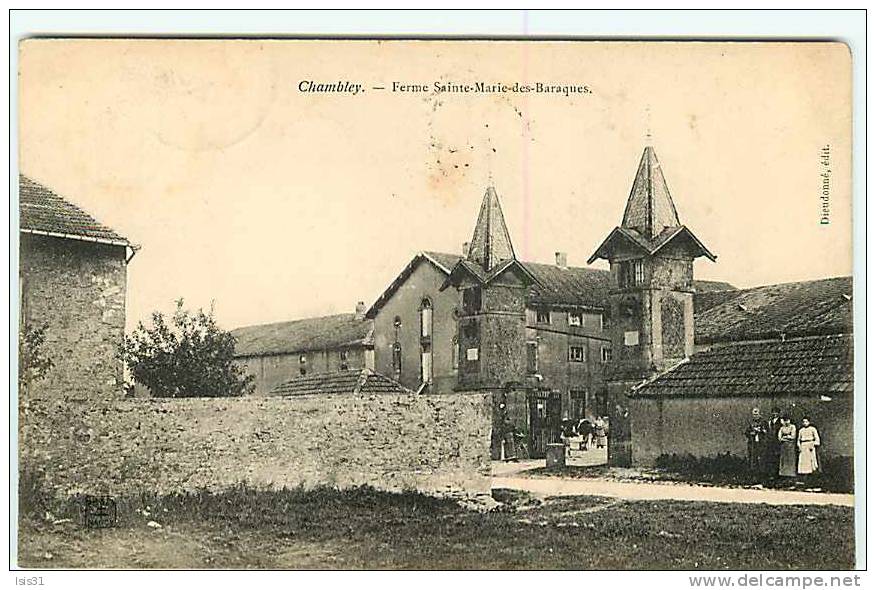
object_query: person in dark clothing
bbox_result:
[577,418,593,451]
[766,407,783,478]
[744,408,769,475]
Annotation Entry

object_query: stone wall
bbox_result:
[19,234,127,399]
[19,391,492,500]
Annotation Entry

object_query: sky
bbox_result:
[19,40,852,331]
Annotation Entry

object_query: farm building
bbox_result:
[18,175,136,400]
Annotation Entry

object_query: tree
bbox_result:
[120,299,254,398]
[19,323,53,393]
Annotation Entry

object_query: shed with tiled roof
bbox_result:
[268,368,412,397]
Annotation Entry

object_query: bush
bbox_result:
[18,323,53,393]
[120,299,254,398]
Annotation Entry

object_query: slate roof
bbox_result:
[231,313,373,358]
[631,334,853,399]
[694,276,853,344]
[367,250,736,317]
[268,368,412,396]
[588,147,715,264]
[466,186,517,271]
[19,175,131,246]
[622,146,680,239]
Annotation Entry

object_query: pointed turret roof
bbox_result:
[588,145,715,264]
[621,146,680,239]
[466,186,516,271]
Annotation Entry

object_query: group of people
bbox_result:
[559,416,608,456]
[745,407,822,480]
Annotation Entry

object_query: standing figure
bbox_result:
[594,416,608,449]
[777,416,798,478]
[744,408,769,474]
[797,417,821,476]
[577,418,593,451]
[766,407,783,478]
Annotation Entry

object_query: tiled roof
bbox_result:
[231,313,372,358]
[631,334,853,399]
[19,175,131,246]
[268,368,412,396]
[694,276,853,344]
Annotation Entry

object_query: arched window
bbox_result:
[420,298,433,338]
[451,335,459,372]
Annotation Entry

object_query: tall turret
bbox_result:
[589,146,716,465]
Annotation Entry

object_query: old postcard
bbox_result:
[15,37,856,571]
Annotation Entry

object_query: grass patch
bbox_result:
[18,484,855,570]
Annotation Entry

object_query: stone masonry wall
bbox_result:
[20,391,492,500]
[19,234,127,399]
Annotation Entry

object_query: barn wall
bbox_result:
[20,391,492,501]
[236,347,368,396]
[19,234,127,400]
[629,395,853,465]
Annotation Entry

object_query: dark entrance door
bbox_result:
[528,389,562,459]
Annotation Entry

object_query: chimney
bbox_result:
[354,301,366,320]
[555,251,568,268]
[462,241,470,256]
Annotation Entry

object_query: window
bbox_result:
[536,309,551,324]
[526,341,538,374]
[339,350,349,371]
[634,260,645,285]
[392,342,402,375]
[568,345,585,363]
[568,312,582,327]
[451,336,459,372]
[619,259,646,288]
[420,298,433,338]
[420,343,433,384]
[463,287,482,313]
[601,347,612,363]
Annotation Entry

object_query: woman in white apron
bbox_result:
[797,417,821,475]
